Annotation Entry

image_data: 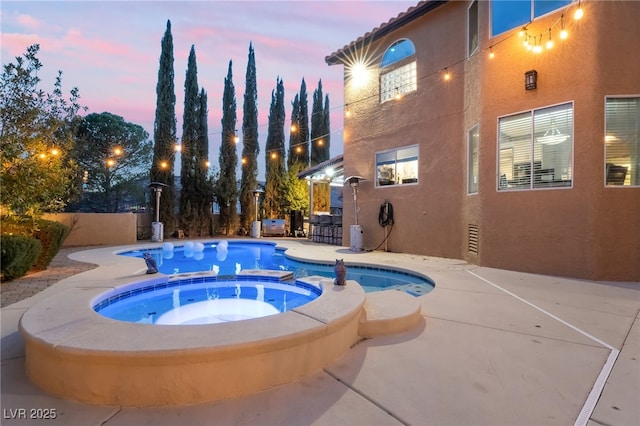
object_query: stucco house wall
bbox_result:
[331,1,639,281]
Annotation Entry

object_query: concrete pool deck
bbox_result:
[1,238,639,425]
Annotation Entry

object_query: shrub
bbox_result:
[0,235,42,281]
[32,219,69,270]
[0,216,69,271]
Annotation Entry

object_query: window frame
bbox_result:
[604,96,640,187]
[468,124,479,194]
[490,0,572,37]
[375,145,420,188]
[380,39,417,104]
[497,102,574,192]
[468,0,479,57]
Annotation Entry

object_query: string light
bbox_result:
[574,0,584,20]
[518,26,527,38]
[560,14,568,39]
[516,6,580,56]
[184,2,583,162]
[533,35,544,54]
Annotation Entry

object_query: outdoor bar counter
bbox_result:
[308,214,342,245]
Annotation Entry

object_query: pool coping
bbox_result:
[18,241,423,406]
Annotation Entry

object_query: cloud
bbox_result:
[17,14,42,29]
[1,33,42,57]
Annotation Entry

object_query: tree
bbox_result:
[214,60,238,235]
[310,79,331,212]
[263,78,287,218]
[179,45,210,236]
[284,162,309,215]
[195,88,213,235]
[0,44,84,220]
[310,79,330,166]
[239,43,259,228]
[288,78,309,168]
[150,20,177,237]
[72,112,151,212]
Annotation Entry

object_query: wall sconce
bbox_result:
[525,70,537,90]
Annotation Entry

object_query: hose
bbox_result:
[367,202,394,251]
[378,201,394,227]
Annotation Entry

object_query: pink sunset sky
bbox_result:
[1,0,417,175]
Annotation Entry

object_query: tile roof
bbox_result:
[325,1,448,65]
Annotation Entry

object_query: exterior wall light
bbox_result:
[525,70,537,90]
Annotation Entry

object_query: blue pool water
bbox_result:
[94,276,320,325]
[119,241,434,296]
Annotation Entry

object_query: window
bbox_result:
[468,0,479,56]
[491,0,571,36]
[376,145,419,187]
[468,125,479,194]
[605,97,639,187]
[380,39,417,103]
[381,39,415,67]
[498,103,573,190]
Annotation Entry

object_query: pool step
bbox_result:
[359,290,424,337]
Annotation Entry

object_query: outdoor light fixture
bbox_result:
[574,0,584,20]
[345,176,366,251]
[252,188,263,222]
[525,70,537,90]
[344,176,365,225]
[350,62,370,88]
[148,182,168,242]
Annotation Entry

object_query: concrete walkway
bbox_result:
[1,239,639,426]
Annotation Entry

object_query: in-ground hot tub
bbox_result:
[19,270,366,406]
[93,274,322,325]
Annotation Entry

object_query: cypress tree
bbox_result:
[150,20,177,237]
[323,94,331,156]
[264,78,287,218]
[288,86,310,169]
[215,60,238,235]
[310,79,330,166]
[297,78,310,167]
[239,43,260,229]
[310,79,331,212]
[287,94,299,169]
[179,45,200,235]
[195,88,212,235]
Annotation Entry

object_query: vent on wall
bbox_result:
[468,224,479,255]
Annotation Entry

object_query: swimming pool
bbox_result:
[119,240,434,296]
[20,243,425,406]
[94,275,321,325]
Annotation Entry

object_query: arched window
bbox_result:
[380,39,417,103]
[381,39,415,67]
